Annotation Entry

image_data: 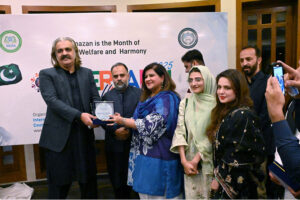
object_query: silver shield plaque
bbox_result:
[94,101,114,120]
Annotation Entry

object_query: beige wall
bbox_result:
[221,0,236,69]
[0,0,237,182]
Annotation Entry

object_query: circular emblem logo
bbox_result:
[178,28,198,49]
[0,30,22,53]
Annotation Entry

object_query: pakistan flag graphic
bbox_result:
[0,64,22,86]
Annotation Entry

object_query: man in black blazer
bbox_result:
[240,46,282,198]
[39,37,100,199]
[102,63,141,199]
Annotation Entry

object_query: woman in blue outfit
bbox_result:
[107,63,183,199]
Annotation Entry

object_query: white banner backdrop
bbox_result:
[0,13,227,146]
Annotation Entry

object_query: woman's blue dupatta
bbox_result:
[133,91,180,135]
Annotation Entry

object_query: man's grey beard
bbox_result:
[113,81,128,90]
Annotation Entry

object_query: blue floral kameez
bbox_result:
[127,91,183,198]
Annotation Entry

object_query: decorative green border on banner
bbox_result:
[0,30,22,53]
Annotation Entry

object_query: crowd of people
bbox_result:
[39,37,300,199]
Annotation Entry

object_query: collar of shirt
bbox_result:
[250,71,264,85]
[63,68,77,76]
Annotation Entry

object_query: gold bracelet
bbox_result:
[122,117,126,125]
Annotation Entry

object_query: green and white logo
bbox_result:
[0,30,22,53]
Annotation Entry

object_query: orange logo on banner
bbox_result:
[99,71,112,90]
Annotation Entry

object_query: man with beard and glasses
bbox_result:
[101,63,141,199]
[39,37,100,199]
[240,46,283,198]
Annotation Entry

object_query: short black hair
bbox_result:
[181,49,205,65]
[111,62,128,72]
[241,45,261,57]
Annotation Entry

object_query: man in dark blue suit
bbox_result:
[39,37,100,199]
[102,63,141,199]
[240,46,282,198]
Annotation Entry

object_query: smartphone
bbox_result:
[271,62,285,94]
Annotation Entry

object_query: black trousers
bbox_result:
[48,178,97,199]
[44,125,98,199]
[105,151,138,199]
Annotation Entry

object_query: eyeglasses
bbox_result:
[188,77,203,83]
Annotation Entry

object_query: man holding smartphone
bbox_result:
[240,46,283,198]
[265,60,300,198]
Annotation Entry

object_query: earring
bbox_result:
[161,82,164,89]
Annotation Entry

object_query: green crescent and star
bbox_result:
[0,64,22,85]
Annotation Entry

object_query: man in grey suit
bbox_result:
[39,37,100,199]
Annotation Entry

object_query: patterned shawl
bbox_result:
[133,90,180,137]
[127,91,181,186]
